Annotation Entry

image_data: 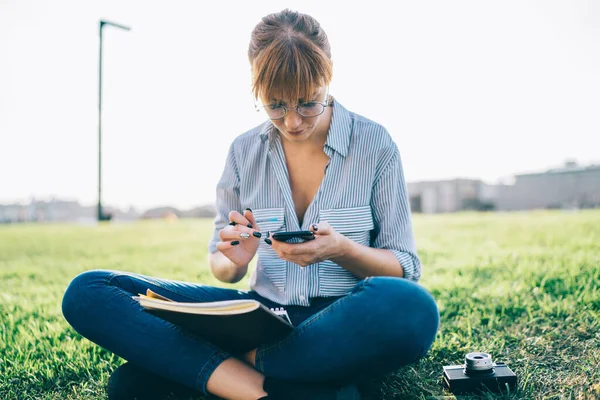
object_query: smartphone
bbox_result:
[271,230,315,243]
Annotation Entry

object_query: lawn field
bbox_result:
[1,211,599,399]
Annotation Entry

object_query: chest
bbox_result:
[285,151,330,224]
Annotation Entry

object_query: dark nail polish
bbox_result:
[245,208,253,213]
[312,224,318,231]
[264,238,272,245]
[247,224,253,228]
[253,231,262,238]
[229,221,236,226]
[231,240,240,246]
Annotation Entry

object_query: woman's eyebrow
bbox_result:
[270,98,286,105]
[304,91,323,102]
[270,91,320,104]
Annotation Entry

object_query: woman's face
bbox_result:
[260,86,330,144]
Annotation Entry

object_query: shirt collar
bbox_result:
[324,98,352,157]
[258,120,273,143]
[259,97,353,157]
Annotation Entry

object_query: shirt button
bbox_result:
[299,295,306,301]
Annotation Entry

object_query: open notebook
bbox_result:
[133,289,293,353]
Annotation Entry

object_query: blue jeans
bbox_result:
[61,270,439,396]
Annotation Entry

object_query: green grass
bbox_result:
[1,211,600,399]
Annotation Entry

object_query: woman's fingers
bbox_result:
[228,210,252,228]
[244,208,259,230]
[219,227,261,241]
[310,221,332,235]
[219,209,262,245]
[215,240,241,252]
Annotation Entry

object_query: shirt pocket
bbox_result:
[253,207,286,291]
[252,207,285,232]
[317,206,374,295]
[319,205,374,246]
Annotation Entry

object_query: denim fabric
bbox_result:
[61,270,439,396]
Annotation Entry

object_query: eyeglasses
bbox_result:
[255,88,330,120]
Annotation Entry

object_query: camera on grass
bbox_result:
[442,352,518,394]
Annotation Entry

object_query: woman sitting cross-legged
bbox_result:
[61,8,440,400]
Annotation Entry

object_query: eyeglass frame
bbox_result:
[255,87,331,120]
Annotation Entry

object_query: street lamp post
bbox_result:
[98,20,131,221]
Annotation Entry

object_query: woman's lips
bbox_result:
[288,129,304,135]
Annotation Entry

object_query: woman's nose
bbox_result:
[283,109,303,130]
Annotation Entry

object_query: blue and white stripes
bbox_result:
[209,99,421,306]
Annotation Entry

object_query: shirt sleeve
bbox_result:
[208,143,242,254]
[370,145,422,281]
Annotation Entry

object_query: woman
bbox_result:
[61,9,439,400]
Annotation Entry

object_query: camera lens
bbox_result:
[464,352,494,375]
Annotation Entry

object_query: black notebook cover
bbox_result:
[145,305,293,354]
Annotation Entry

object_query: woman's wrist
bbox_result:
[209,252,248,283]
[329,232,353,264]
[220,262,248,283]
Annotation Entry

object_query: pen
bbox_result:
[255,218,279,223]
[239,231,271,239]
[228,217,279,227]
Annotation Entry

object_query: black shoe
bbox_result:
[261,377,361,400]
[107,362,203,400]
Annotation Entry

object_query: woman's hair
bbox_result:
[248,9,333,102]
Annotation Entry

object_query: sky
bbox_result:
[1,0,599,210]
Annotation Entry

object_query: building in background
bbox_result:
[408,161,600,213]
[407,179,495,213]
[140,204,217,220]
[494,161,600,211]
[0,197,216,224]
[0,198,81,223]
[0,197,141,223]
[3,162,599,220]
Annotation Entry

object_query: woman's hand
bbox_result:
[269,222,345,267]
[216,209,262,268]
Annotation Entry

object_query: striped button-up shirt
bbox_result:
[209,99,421,306]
